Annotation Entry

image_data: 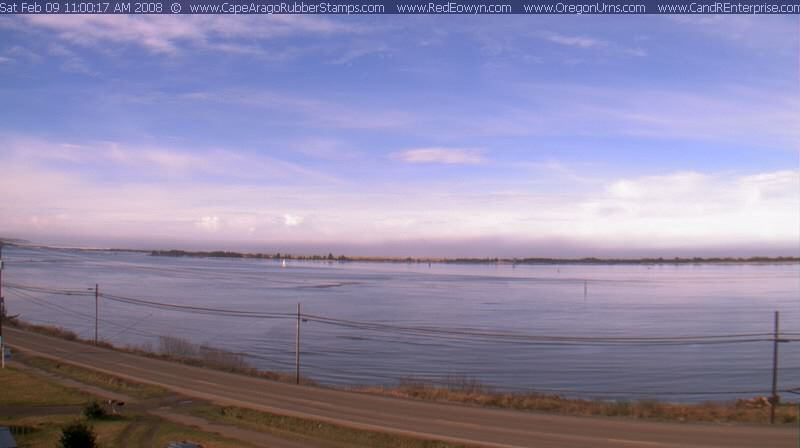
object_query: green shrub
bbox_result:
[83,400,107,420]
[59,420,97,448]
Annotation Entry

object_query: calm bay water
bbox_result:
[3,245,799,402]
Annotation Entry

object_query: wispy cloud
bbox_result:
[329,41,390,64]
[179,90,411,130]
[467,83,799,145]
[18,16,361,54]
[540,30,647,57]
[2,136,343,184]
[6,45,41,61]
[393,148,485,165]
[543,32,607,49]
[48,44,94,75]
[667,15,798,54]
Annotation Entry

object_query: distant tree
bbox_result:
[59,420,97,448]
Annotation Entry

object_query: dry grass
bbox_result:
[8,318,315,386]
[194,404,473,448]
[0,356,257,448]
[10,319,797,425]
[8,319,82,341]
[153,335,316,385]
[0,365,89,406]
[355,379,799,424]
[19,354,169,400]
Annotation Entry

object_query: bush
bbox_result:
[83,400,107,420]
[59,420,97,448]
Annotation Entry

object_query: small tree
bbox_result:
[59,420,97,448]
[83,400,107,420]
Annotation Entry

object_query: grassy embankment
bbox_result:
[0,363,256,448]
[192,405,472,448]
[7,317,314,386]
[8,318,799,425]
[5,353,473,448]
[353,378,799,424]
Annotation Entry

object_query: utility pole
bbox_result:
[770,310,780,424]
[295,303,301,385]
[94,284,99,345]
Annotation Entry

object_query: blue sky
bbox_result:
[0,15,798,256]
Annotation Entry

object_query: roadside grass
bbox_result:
[17,352,170,400]
[149,418,259,448]
[8,318,315,386]
[1,414,75,448]
[10,319,798,426]
[193,404,472,448]
[4,413,256,448]
[0,365,89,406]
[354,378,800,424]
[0,361,258,448]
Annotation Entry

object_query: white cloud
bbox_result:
[0,138,796,252]
[394,148,485,165]
[283,214,304,227]
[196,216,220,232]
[578,170,800,246]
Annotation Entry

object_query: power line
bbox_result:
[301,314,781,345]
[6,288,159,340]
[5,282,93,296]
[8,281,798,346]
[100,292,295,319]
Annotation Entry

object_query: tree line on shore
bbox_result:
[149,249,799,265]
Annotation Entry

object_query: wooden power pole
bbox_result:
[295,303,301,385]
[94,284,99,345]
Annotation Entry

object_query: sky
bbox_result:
[0,15,798,257]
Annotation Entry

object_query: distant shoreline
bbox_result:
[148,249,799,265]
[2,240,797,265]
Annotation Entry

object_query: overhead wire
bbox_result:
[7,281,797,346]
[5,279,800,397]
